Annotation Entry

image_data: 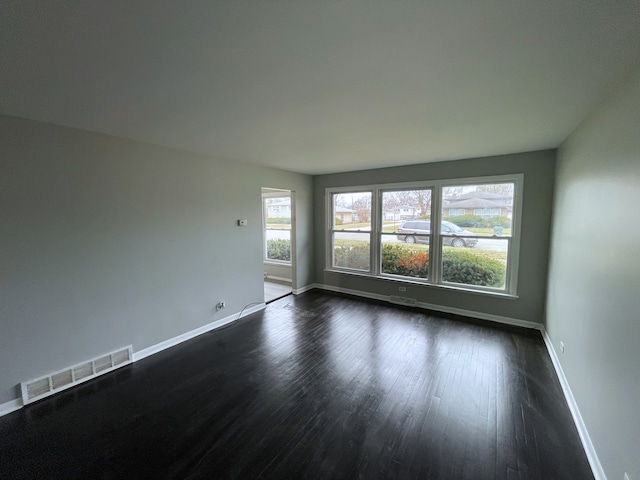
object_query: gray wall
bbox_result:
[264,263,292,283]
[0,115,314,405]
[313,150,556,324]
[546,66,640,480]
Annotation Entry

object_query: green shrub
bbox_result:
[381,243,429,277]
[484,217,511,228]
[442,247,505,287]
[332,240,504,287]
[266,239,291,261]
[334,217,343,225]
[446,214,484,228]
[266,217,291,225]
[446,214,511,229]
[333,240,370,270]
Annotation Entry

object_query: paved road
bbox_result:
[268,228,508,252]
[334,230,507,252]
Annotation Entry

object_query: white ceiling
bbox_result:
[2,1,639,175]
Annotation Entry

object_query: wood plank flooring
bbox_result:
[0,290,593,479]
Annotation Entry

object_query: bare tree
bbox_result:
[353,195,372,223]
[476,183,514,196]
[382,189,432,217]
[410,190,432,217]
[382,192,401,211]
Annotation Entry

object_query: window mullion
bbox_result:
[430,184,442,284]
[327,193,334,270]
[371,189,380,275]
[504,236,513,294]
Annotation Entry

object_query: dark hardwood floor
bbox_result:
[0,290,593,479]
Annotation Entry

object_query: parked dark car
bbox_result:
[396,220,478,247]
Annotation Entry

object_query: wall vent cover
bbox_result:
[20,345,133,405]
[389,296,418,306]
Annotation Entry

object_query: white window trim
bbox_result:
[327,189,374,273]
[325,174,523,297]
[263,192,292,265]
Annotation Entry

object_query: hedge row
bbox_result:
[444,214,511,228]
[334,240,505,287]
[266,239,291,261]
[266,217,291,225]
[441,247,505,287]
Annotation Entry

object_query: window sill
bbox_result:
[264,260,292,266]
[323,268,519,300]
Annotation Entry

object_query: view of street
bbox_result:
[268,228,508,252]
[333,228,509,252]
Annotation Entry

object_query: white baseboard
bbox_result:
[540,328,606,480]
[416,299,541,330]
[314,283,541,330]
[0,398,23,417]
[292,283,320,295]
[0,303,266,417]
[133,303,266,362]
[264,275,292,285]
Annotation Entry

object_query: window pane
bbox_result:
[333,232,370,271]
[381,189,432,230]
[264,196,292,230]
[442,183,514,237]
[381,234,429,279]
[442,239,508,289]
[264,195,291,263]
[333,192,371,229]
[380,188,432,279]
[265,230,291,262]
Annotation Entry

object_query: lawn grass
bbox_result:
[466,227,512,236]
[334,221,400,231]
[382,225,400,233]
[462,248,508,263]
[266,223,292,229]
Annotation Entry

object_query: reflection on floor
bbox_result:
[264,280,292,303]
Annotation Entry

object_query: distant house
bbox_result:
[265,197,292,219]
[444,191,513,218]
[335,206,356,224]
[382,205,419,221]
[397,205,419,219]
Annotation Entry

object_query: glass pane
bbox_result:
[442,183,514,237]
[333,232,370,271]
[381,189,432,233]
[264,195,291,262]
[333,192,372,230]
[265,230,291,262]
[264,196,292,230]
[442,238,508,289]
[381,234,429,279]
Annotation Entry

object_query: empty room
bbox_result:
[1,2,639,479]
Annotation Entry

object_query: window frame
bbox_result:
[328,189,374,273]
[325,174,523,297]
[263,192,292,266]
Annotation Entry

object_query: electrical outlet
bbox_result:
[399,286,406,292]
[560,341,565,353]
[238,219,248,226]
[216,302,226,311]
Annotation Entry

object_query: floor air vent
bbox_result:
[20,346,133,405]
[389,296,418,307]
